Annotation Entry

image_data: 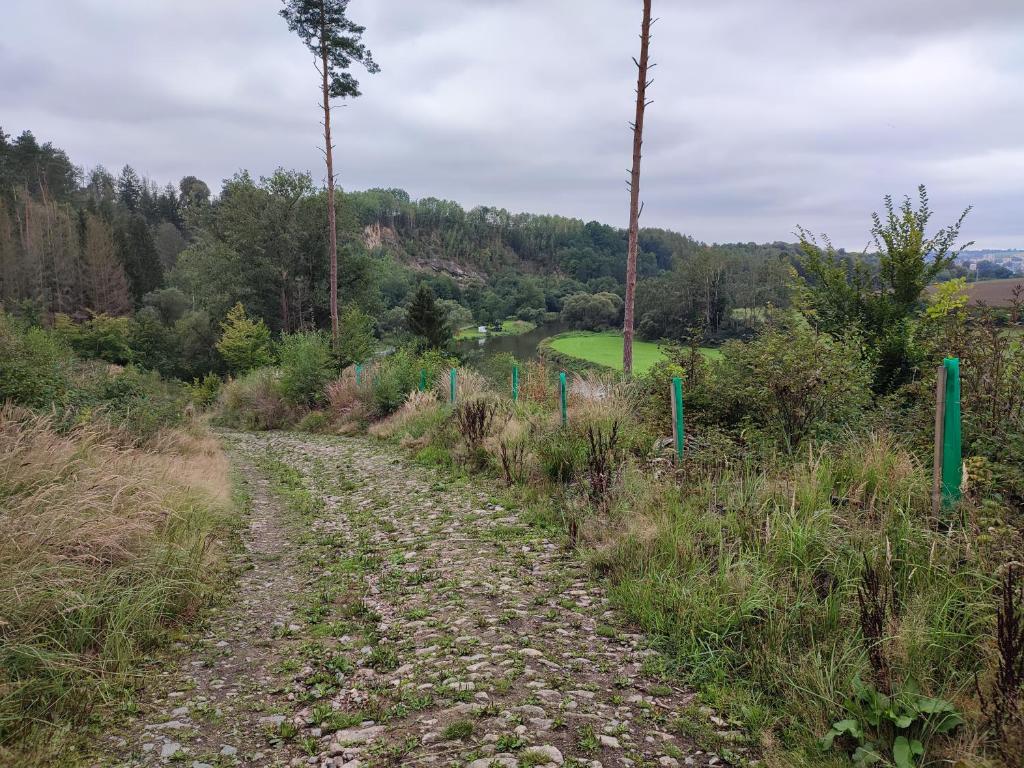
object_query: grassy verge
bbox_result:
[540,331,721,374]
[0,408,236,767]
[456,318,536,340]
[334,376,1006,766]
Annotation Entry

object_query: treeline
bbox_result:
[1,127,795,375]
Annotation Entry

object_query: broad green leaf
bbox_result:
[932,711,964,733]
[915,696,954,713]
[890,713,913,728]
[853,744,883,765]
[893,736,914,768]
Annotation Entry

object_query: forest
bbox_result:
[0,126,798,381]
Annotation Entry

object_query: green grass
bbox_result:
[0,415,235,766]
[455,318,536,340]
[544,331,720,374]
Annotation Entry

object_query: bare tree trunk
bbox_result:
[321,37,339,344]
[622,0,653,376]
[280,270,291,333]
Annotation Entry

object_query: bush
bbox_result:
[536,429,587,483]
[217,367,291,431]
[337,304,375,368]
[711,316,871,451]
[67,365,188,443]
[297,410,330,434]
[129,306,179,375]
[278,331,336,407]
[560,291,623,330]
[53,313,133,364]
[186,373,221,409]
[216,302,274,374]
[367,347,456,419]
[0,314,72,407]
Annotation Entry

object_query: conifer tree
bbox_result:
[407,283,451,351]
[622,0,654,376]
[280,0,379,344]
[115,214,163,304]
[82,213,132,315]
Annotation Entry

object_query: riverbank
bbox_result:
[455,318,536,340]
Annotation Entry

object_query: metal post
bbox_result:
[512,365,519,402]
[559,371,568,426]
[671,376,684,462]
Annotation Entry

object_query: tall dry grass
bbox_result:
[0,406,233,764]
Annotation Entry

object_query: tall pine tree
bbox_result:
[407,283,451,351]
[280,0,379,344]
[82,213,132,315]
[116,214,163,304]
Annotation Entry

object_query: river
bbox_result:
[455,321,569,365]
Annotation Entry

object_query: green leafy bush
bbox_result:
[0,314,72,407]
[216,302,274,374]
[711,316,871,451]
[186,373,222,408]
[536,429,587,483]
[336,304,375,368]
[278,331,336,407]
[52,313,133,364]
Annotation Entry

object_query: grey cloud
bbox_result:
[2,0,1023,248]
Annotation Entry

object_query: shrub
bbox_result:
[216,302,274,374]
[337,304,375,368]
[560,291,623,330]
[297,411,330,434]
[53,313,133,364]
[217,367,291,430]
[129,306,179,375]
[186,372,222,409]
[373,349,421,417]
[536,429,587,484]
[278,331,336,407]
[712,316,871,451]
[0,313,72,407]
[52,363,188,445]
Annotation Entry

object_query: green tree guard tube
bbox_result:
[419,368,426,392]
[672,376,684,462]
[941,357,962,507]
[559,371,567,426]
[512,365,519,402]
[450,368,457,404]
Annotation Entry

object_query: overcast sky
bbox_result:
[3,0,1024,248]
